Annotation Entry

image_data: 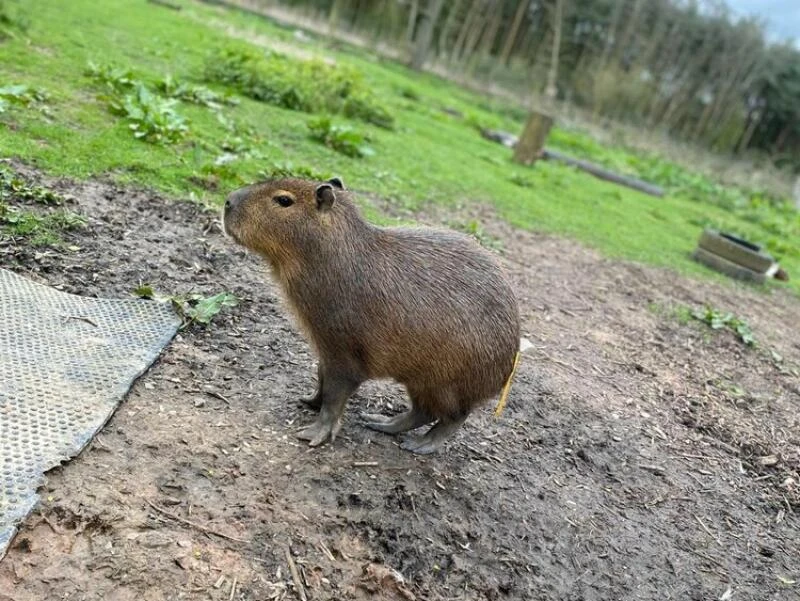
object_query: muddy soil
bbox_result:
[1,167,798,601]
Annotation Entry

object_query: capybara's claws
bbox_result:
[360,413,391,432]
[297,417,340,447]
[399,435,439,455]
[300,393,322,410]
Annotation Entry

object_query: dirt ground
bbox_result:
[1,166,799,601]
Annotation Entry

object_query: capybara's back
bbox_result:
[331,226,520,413]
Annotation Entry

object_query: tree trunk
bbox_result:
[468,2,503,75]
[598,0,624,69]
[612,0,644,66]
[793,176,800,210]
[513,111,554,165]
[405,0,419,45]
[542,150,665,197]
[736,108,761,154]
[478,0,503,57]
[451,0,482,62]
[458,0,488,64]
[436,0,463,57]
[545,0,564,100]
[327,0,346,34]
[410,0,447,69]
[774,121,792,152]
[498,0,528,66]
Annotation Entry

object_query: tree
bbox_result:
[545,0,564,100]
[498,1,528,67]
[274,0,800,161]
[410,0,446,69]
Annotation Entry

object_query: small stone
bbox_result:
[759,455,779,467]
[139,532,171,548]
[194,398,206,408]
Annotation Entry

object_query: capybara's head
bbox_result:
[222,176,347,263]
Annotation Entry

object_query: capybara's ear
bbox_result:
[327,177,345,190]
[315,183,336,211]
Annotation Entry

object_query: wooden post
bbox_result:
[513,111,554,166]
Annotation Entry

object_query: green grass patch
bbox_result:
[107,83,189,144]
[0,165,85,244]
[307,116,373,158]
[203,46,394,129]
[0,0,796,296]
[0,0,28,38]
[0,84,47,114]
[690,305,757,347]
[156,75,238,110]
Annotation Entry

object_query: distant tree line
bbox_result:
[268,0,800,167]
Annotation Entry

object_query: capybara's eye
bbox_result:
[273,195,294,208]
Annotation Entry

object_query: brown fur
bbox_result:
[223,177,520,453]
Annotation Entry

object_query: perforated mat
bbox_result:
[0,268,181,559]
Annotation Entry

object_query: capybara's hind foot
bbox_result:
[301,365,324,410]
[361,408,432,434]
[300,392,322,410]
[399,415,468,454]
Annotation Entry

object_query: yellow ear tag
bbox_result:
[494,351,521,418]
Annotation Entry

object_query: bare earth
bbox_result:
[1,168,798,601]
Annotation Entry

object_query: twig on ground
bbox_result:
[538,352,582,375]
[638,464,666,476]
[318,541,336,562]
[205,390,232,405]
[286,548,308,601]
[694,514,721,545]
[145,499,248,543]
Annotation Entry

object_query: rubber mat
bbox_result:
[0,268,181,559]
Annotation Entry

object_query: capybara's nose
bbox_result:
[225,187,248,212]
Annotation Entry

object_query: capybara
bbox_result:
[222,176,520,454]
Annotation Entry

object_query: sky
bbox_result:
[726,0,800,44]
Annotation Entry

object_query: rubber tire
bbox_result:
[692,247,766,284]
[697,229,773,273]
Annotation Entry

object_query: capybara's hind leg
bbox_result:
[300,363,324,410]
[400,414,468,455]
[361,406,432,434]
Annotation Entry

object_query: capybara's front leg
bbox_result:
[297,370,361,447]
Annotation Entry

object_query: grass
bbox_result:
[307,116,374,158]
[0,164,85,244]
[0,0,797,295]
[690,305,757,347]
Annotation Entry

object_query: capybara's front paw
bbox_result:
[296,415,341,447]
